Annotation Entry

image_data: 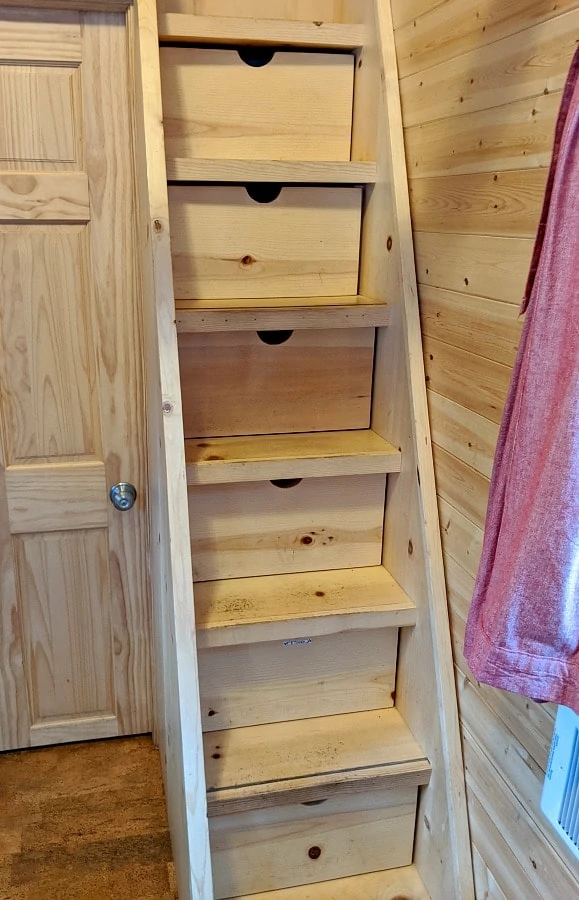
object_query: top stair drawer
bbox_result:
[160,47,355,161]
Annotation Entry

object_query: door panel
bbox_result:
[0,10,150,750]
[0,227,98,463]
[15,529,114,722]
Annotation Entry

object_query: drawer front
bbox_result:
[179,329,374,438]
[198,628,398,732]
[160,47,354,162]
[189,474,387,581]
[168,185,362,300]
[210,787,417,898]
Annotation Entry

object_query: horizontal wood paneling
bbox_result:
[393,0,579,893]
[463,720,579,896]
[420,285,523,366]
[396,0,579,78]
[466,784,544,900]
[432,444,489,530]
[472,846,508,900]
[0,172,89,221]
[405,91,562,177]
[413,232,533,303]
[439,497,483,578]
[410,169,548,237]
[424,336,511,424]
[391,0,446,29]
[399,9,579,127]
[428,391,499,478]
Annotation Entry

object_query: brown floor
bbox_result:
[0,736,176,900]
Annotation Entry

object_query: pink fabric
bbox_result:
[463,50,579,712]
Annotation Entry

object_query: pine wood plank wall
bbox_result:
[391,2,579,897]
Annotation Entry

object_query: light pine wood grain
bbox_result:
[167,159,376,183]
[198,627,397,731]
[168,0,367,24]
[413,231,533,303]
[420,284,523,367]
[409,168,547,237]
[472,846,508,900]
[210,787,417,898]
[168,186,362,300]
[185,430,401,484]
[189,474,386,581]
[391,0,446,29]
[179,329,374,438]
[132,0,213,897]
[176,297,389,330]
[0,13,150,751]
[395,0,579,78]
[424,335,512,424]
[158,13,366,48]
[82,13,151,737]
[5,463,108,533]
[399,9,579,127]
[236,865,430,899]
[0,67,77,162]
[0,9,81,62]
[15,530,115,724]
[0,172,89,220]
[160,47,354,161]
[439,496,484,580]
[29,714,119,746]
[363,3,475,896]
[193,567,416,648]
[405,90,561,178]
[0,227,98,464]
[467,789,544,900]
[393,2,579,897]
[463,716,579,898]
[433,443,489,531]
[428,391,499,479]
[204,707,430,808]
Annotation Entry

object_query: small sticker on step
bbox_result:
[283,638,312,647]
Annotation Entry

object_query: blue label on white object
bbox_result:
[283,638,312,647]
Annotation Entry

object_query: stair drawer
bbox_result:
[210,786,417,898]
[189,473,387,581]
[160,47,354,162]
[168,185,362,300]
[179,329,374,439]
[198,627,398,732]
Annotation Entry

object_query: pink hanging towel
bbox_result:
[463,48,579,713]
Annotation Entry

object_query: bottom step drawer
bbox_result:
[210,786,417,899]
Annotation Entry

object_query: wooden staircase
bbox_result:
[136,0,474,897]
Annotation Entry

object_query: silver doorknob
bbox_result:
[109,482,137,511]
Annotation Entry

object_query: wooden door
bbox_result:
[0,8,151,751]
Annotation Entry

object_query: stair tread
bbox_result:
[205,708,431,815]
[195,566,416,648]
[175,295,389,331]
[158,13,366,50]
[232,866,430,899]
[167,158,377,184]
[186,430,401,486]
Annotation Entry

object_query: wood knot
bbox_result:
[240,254,255,267]
[308,846,322,860]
